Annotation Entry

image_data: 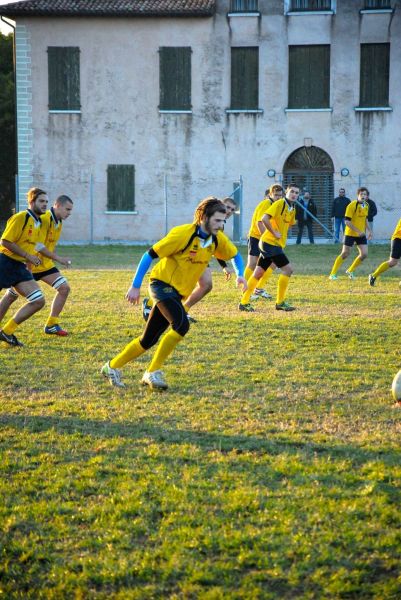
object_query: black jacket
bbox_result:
[331,196,351,218]
[296,198,317,223]
[367,198,377,222]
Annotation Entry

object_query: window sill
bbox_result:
[286,11,334,15]
[104,211,138,215]
[354,106,392,112]
[159,110,192,114]
[226,109,264,114]
[49,109,81,114]
[227,12,261,17]
[359,9,394,14]
[285,107,332,112]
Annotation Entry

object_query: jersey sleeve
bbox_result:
[345,201,356,219]
[266,199,282,219]
[214,231,238,261]
[152,225,192,259]
[1,213,25,243]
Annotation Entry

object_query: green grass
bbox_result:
[1,245,400,599]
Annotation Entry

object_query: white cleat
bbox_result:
[101,362,125,388]
[141,370,168,390]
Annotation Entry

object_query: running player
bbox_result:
[0,188,47,347]
[239,184,299,312]
[101,197,246,390]
[368,216,401,286]
[329,187,372,280]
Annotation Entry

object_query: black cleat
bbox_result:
[368,274,376,287]
[0,329,24,347]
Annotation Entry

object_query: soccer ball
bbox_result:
[391,370,401,402]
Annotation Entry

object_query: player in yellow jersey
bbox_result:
[245,184,284,300]
[101,197,247,390]
[239,184,299,312]
[329,187,372,280]
[368,217,401,286]
[0,188,47,347]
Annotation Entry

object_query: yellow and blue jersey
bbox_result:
[344,200,369,237]
[0,209,42,262]
[32,208,63,273]
[260,199,296,248]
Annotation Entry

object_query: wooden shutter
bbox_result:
[159,47,191,110]
[231,47,259,109]
[360,44,390,107]
[48,47,80,110]
[288,45,330,108]
[107,165,135,212]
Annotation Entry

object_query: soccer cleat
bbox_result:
[141,370,168,390]
[44,324,68,336]
[238,303,255,312]
[142,297,152,322]
[187,314,197,324]
[101,362,125,388]
[0,329,24,347]
[368,274,376,287]
[276,301,296,312]
[251,289,273,300]
[328,274,338,280]
[345,270,355,280]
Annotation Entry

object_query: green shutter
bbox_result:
[48,47,80,110]
[288,45,330,108]
[360,44,390,107]
[231,47,259,109]
[159,47,191,110]
[107,165,135,212]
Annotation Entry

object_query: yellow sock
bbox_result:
[277,274,290,304]
[46,316,59,327]
[148,329,184,372]
[244,266,253,281]
[110,337,146,369]
[258,267,273,289]
[373,261,390,278]
[240,275,259,305]
[3,318,18,335]
[330,255,344,276]
[348,256,362,273]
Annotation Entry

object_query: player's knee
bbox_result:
[5,289,18,303]
[389,258,398,267]
[201,280,213,294]
[26,288,45,310]
[174,317,190,337]
[58,282,70,297]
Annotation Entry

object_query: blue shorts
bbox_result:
[247,236,260,257]
[149,279,182,303]
[0,254,34,290]
[344,235,367,247]
[391,238,401,260]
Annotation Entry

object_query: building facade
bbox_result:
[1,0,400,242]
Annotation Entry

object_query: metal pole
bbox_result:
[89,173,94,244]
[164,174,168,235]
[239,174,243,242]
[15,174,19,212]
[293,197,335,239]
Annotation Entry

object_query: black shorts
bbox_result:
[258,242,289,269]
[0,254,33,290]
[390,238,401,260]
[247,236,260,257]
[344,235,367,247]
[149,279,183,303]
[33,267,60,281]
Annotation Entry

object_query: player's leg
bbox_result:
[347,240,368,278]
[0,288,19,324]
[275,255,295,311]
[184,267,212,320]
[369,239,401,286]
[39,270,71,335]
[329,240,351,279]
[0,279,45,346]
[244,237,258,281]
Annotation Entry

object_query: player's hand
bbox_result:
[126,286,140,305]
[274,231,282,240]
[223,267,232,281]
[236,276,247,292]
[26,254,41,267]
[59,257,72,267]
[367,231,373,241]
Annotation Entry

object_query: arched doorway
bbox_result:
[283,146,334,239]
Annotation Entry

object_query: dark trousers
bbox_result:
[296,221,314,244]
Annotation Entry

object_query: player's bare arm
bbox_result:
[1,239,41,267]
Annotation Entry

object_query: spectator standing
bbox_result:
[296,191,317,244]
[331,188,351,243]
[367,193,378,234]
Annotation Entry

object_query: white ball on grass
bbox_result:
[391,370,401,402]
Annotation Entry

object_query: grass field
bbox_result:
[1,244,400,599]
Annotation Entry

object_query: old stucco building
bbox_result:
[1,0,400,242]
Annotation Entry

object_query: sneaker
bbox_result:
[238,303,255,312]
[346,270,355,280]
[328,274,338,281]
[101,362,125,388]
[276,301,296,312]
[251,289,273,300]
[368,274,376,287]
[44,324,68,336]
[142,297,152,322]
[141,370,168,390]
[0,329,24,347]
[187,314,197,324]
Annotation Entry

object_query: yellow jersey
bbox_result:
[344,200,369,237]
[150,224,238,299]
[248,197,274,239]
[0,209,42,262]
[260,199,296,248]
[391,218,401,241]
[32,208,63,273]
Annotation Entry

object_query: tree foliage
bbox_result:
[0,32,16,219]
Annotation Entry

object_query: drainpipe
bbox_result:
[1,16,18,210]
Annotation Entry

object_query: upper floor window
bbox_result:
[359,43,390,107]
[290,0,332,10]
[288,45,330,109]
[363,1,391,8]
[107,165,135,212]
[159,47,191,111]
[47,47,80,111]
[230,0,259,12]
[230,47,259,110]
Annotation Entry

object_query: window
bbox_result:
[159,47,191,111]
[107,165,135,212]
[363,1,391,8]
[288,45,330,109]
[230,0,258,12]
[47,47,80,111]
[230,47,259,110]
[359,43,390,107]
[290,0,331,10]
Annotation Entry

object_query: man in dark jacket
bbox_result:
[296,191,317,244]
[367,193,378,233]
[332,188,351,242]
